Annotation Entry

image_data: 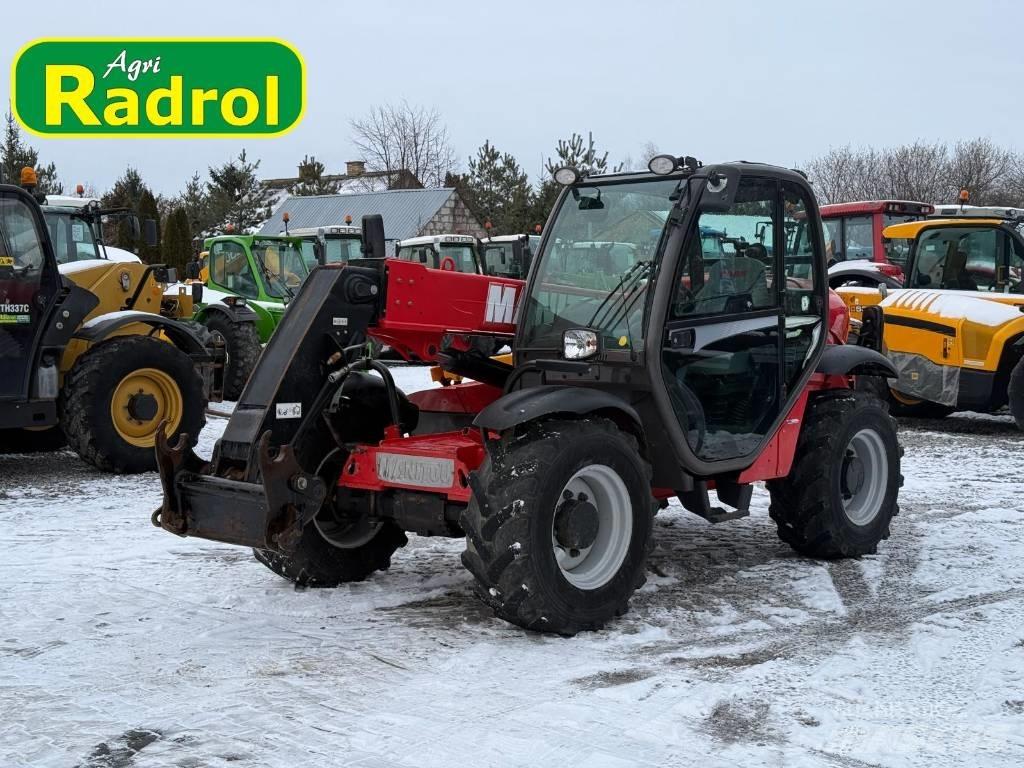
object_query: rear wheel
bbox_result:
[767,390,902,558]
[461,418,655,635]
[205,314,261,400]
[1008,356,1024,431]
[60,336,206,473]
[253,521,407,587]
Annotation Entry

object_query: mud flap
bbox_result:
[889,351,960,406]
[153,427,326,552]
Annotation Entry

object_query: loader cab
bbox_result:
[517,159,828,474]
[890,218,1024,294]
[205,234,309,303]
[395,234,483,274]
[289,225,364,270]
[0,185,63,405]
[479,234,538,280]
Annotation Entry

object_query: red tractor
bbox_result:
[154,157,902,635]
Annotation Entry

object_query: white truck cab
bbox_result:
[395,233,482,273]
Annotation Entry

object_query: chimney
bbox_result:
[346,160,365,177]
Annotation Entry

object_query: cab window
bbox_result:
[842,215,873,261]
[911,227,1004,292]
[672,177,777,317]
[209,241,259,299]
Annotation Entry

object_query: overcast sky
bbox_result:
[1,0,1019,197]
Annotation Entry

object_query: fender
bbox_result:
[197,301,259,325]
[474,385,643,433]
[73,311,210,356]
[816,344,897,378]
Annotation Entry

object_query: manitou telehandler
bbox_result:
[154,156,902,635]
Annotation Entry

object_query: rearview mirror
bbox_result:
[361,214,386,258]
[143,219,159,247]
[697,166,742,213]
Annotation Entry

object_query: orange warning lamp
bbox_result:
[20,166,37,187]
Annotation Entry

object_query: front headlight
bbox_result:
[563,329,599,360]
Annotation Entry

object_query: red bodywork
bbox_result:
[820,199,933,282]
[338,259,852,502]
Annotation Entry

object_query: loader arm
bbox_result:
[154,258,522,551]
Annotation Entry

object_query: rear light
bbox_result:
[878,263,902,277]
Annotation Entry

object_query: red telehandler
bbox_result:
[154,157,902,635]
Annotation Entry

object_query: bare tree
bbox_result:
[946,138,1014,204]
[350,101,456,188]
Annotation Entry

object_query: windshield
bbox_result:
[43,210,100,264]
[910,226,1022,293]
[299,236,363,266]
[251,239,309,298]
[521,177,678,350]
[481,241,527,279]
[438,243,479,273]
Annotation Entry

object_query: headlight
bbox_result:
[553,166,581,186]
[563,329,599,360]
[647,154,678,175]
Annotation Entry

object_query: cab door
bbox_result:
[0,189,61,400]
[659,176,825,465]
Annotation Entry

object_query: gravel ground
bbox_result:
[1,367,1023,768]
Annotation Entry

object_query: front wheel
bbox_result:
[461,418,655,635]
[205,314,261,400]
[1008,356,1024,431]
[767,390,902,558]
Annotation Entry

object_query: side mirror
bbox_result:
[361,214,386,259]
[185,260,200,280]
[191,283,204,304]
[315,227,327,266]
[143,219,158,247]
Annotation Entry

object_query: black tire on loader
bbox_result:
[460,418,655,636]
[1007,356,1024,431]
[767,390,903,559]
[0,426,66,453]
[60,336,206,474]
[253,521,408,587]
[205,314,261,401]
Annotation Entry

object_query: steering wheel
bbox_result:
[440,256,456,272]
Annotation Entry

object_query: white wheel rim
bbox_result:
[551,464,633,590]
[842,428,888,526]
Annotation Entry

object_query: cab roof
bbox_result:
[882,218,1007,239]
[287,225,362,238]
[397,233,477,247]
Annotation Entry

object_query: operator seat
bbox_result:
[942,248,978,291]
[696,252,771,313]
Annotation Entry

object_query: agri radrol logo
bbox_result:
[11,38,305,137]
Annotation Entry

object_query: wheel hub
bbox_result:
[127,392,159,422]
[554,490,600,552]
[841,449,865,498]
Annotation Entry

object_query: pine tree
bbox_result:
[208,149,275,233]
[291,154,339,195]
[462,140,534,234]
[103,167,153,249]
[171,171,215,236]
[162,207,193,274]
[1,112,62,194]
[545,132,623,178]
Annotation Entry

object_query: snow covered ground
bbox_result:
[2,366,1023,767]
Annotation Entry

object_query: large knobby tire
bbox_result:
[461,418,655,636]
[253,521,408,587]
[1008,356,1024,431]
[767,390,903,558]
[60,336,206,473]
[0,426,66,454]
[205,314,261,401]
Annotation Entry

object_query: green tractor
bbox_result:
[173,233,309,399]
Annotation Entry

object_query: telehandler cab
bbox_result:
[154,157,902,635]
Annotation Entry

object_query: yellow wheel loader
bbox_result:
[837,216,1024,424]
[0,172,222,472]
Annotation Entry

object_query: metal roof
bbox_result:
[260,188,455,240]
